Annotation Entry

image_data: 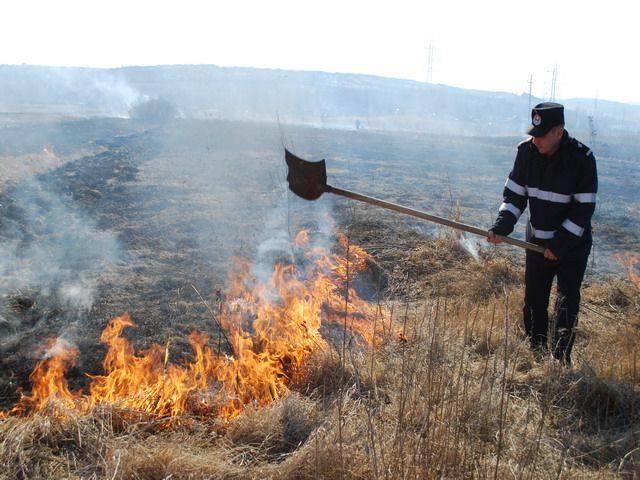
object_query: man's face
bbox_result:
[532,126,564,155]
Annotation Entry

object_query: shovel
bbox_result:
[285,149,545,254]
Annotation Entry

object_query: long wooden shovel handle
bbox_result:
[326,185,546,254]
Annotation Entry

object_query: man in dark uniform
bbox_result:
[487,102,598,364]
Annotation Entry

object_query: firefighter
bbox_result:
[487,102,598,364]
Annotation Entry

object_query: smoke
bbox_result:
[42,336,77,360]
[87,73,143,117]
[55,68,143,117]
[0,178,122,315]
[251,187,335,288]
[458,234,481,262]
[0,66,143,117]
[57,280,98,312]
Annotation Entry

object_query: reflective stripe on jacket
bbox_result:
[491,131,598,259]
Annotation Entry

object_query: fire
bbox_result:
[614,251,640,289]
[3,230,388,421]
[7,338,83,417]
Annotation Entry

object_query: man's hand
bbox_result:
[487,230,504,244]
[544,248,558,260]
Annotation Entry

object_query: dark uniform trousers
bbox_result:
[523,240,591,363]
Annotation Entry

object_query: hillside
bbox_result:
[2,64,639,137]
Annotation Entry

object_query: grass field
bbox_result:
[0,117,638,478]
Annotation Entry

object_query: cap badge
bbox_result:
[532,113,542,126]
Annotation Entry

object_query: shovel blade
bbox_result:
[285,149,327,200]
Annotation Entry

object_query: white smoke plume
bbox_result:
[249,185,336,301]
[0,178,121,314]
[458,234,481,262]
[42,336,77,360]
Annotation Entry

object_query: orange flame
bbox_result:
[6,338,82,417]
[614,251,640,289]
[3,230,388,421]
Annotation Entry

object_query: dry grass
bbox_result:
[1,243,639,479]
[0,147,105,191]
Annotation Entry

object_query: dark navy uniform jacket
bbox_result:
[491,131,598,259]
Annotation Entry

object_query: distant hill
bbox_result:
[1,64,639,136]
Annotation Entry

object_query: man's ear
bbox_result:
[553,125,564,138]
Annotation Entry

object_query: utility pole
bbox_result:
[426,39,434,84]
[528,74,533,112]
[589,89,598,149]
[550,64,557,101]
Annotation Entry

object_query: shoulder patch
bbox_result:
[568,136,592,157]
[518,137,532,148]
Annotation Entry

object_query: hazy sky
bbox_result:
[2,0,638,104]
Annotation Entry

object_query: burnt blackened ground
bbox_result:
[0,123,211,404]
[0,118,340,407]
[0,127,158,403]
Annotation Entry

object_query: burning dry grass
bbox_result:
[1,232,639,479]
[2,286,638,479]
[1,229,391,422]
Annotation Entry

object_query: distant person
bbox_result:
[487,102,598,365]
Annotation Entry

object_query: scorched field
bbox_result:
[0,117,639,479]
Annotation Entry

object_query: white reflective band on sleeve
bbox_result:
[505,178,526,196]
[532,228,556,239]
[499,202,522,219]
[562,219,585,237]
[526,187,572,204]
[573,192,597,203]
[529,221,556,239]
